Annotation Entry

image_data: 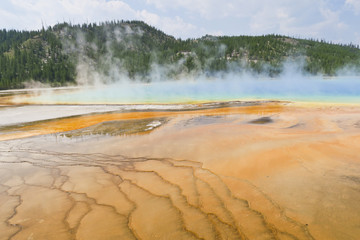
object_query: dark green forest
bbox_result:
[1,20,360,89]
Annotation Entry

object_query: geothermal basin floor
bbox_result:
[0,101,360,240]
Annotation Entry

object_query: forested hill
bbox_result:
[1,20,360,89]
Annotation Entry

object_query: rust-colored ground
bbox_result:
[0,103,284,141]
[1,102,360,240]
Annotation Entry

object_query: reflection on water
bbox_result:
[174,115,237,128]
[249,116,273,124]
[59,118,168,138]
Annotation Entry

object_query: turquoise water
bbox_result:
[21,76,360,104]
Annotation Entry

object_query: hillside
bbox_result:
[0,20,360,89]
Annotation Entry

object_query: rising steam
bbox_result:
[15,24,360,105]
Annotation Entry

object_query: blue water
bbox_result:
[26,76,360,104]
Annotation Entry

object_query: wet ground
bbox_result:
[1,102,360,239]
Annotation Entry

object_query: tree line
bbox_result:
[0,20,359,89]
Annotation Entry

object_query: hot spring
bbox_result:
[7,76,360,105]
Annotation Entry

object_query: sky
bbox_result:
[1,0,359,45]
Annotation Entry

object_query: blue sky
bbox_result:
[1,0,359,44]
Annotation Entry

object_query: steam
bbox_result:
[22,79,52,89]
[11,24,360,104]
[62,26,128,85]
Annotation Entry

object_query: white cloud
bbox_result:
[144,0,359,43]
[2,0,137,29]
[346,0,360,14]
[145,0,248,19]
[138,10,160,25]
[0,0,199,39]
[0,0,359,44]
[138,10,198,38]
[159,16,198,38]
[244,1,353,43]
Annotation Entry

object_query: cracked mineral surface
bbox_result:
[1,102,360,240]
